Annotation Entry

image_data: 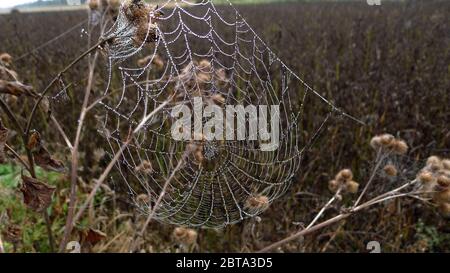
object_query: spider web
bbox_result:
[95,0,358,228]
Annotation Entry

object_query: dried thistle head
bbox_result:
[329,169,358,194]
[370,136,382,150]
[245,195,270,211]
[426,156,442,171]
[172,227,198,246]
[392,140,408,155]
[383,164,398,177]
[198,59,212,70]
[133,22,159,47]
[380,134,395,147]
[88,0,100,10]
[345,180,360,194]
[417,171,434,184]
[215,68,228,84]
[328,179,339,193]
[104,0,161,58]
[370,134,408,155]
[186,141,205,166]
[122,0,155,25]
[0,53,12,66]
[442,159,450,170]
[0,80,36,98]
[135,160,153,175]
[437,175,450,188]
[194,150,204,165]
[335,169,353,182]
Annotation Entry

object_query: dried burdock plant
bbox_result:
[0,53,13,66]
[172,59,230,98]
[416,156,450,217]
[329,169,359,195]
[88,0,100,11]
[370,133,409,155]
[0,80,36,98]
[172,227,198,249]
[258,134,439,253]
[0,54,19,82]
[104,0,163,58]
[383,164,398,177]
[20,175,56,213]
[135,160,153,175]
[245,195,270,211]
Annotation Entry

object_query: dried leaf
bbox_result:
[0,119,8,164]
[0,80,36,97]
[20,175,56,212]
[34,146,66,173]
[27,130,65,173]
[1,225,21,244]
[27,130,42,151]
[79,228,107,246]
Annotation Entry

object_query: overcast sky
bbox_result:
[0,0,37,8]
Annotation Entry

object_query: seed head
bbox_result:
[0,53,13,66]
[380,134,395,146]
[197,71,211,83]
[345,180,359,194]
[437,175,450,188]
[370,136,382,150]
[328,179,339,193]
[88,0,99,10]
[173,227,198,246]
[392,140,408,155]
[136,193,150,204]
[442,159,450,170]
[198,59,212,70]
[133,22,159,47]
[426,156,442,171]
[245,195,270,211]
[122,0,153,25]
[215,68,227,83]
[194,150,204,165]
[383,164,398,177]
[135,160,153,175]
[336,169,353,182]
[0,80,35,97]
[417,171,434,184]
